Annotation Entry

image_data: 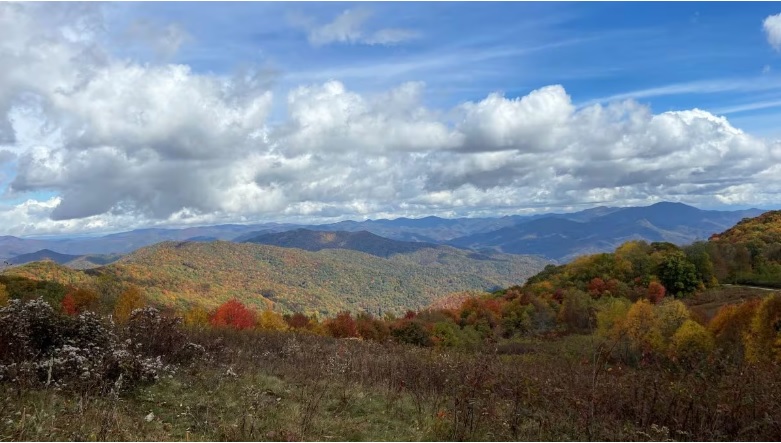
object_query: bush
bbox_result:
[668,320,714,367]
[0,299,202,394]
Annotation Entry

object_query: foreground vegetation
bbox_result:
[2,282,781,441]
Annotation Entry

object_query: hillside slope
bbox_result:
[6,241,549,315]
[244,229,444,258]
[7,249,122,269]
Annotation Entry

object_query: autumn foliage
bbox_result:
[326,311,359,338]
[113,285,146,323]
[210,299,256,330]
[61,288,99,315]
[0,283,8,307]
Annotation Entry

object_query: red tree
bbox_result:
[327,311,359,338]
[61,293,78,316]
[647,281,666,304]
[286,312,312,330]
[210,299,256,330]
[587,277,606,298]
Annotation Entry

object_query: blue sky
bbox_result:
[0,2,780,236]
[109,2,781,135]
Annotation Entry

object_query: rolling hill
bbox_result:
[5,249,123,269]
[5,240,549,315]
[243,229,443,258]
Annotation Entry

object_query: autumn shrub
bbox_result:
[391,319,433,347]
[557,289,595,332]
[708,299,759,363]
[668,319,714,367]
[257,309,289,331]
[0,299,177,393]
[113,285,146,323]
[210,299,256,330]
[646,280,666,304]
[61,288,99,315]
[326,311,359,338]
[653,299,690,347]
[183,304,210,329]
[0,283,9,307]
[0,298,66,365]
[124,306,205,365]
[356,312,390,341]
[285,312,312,330]
[745,294,781,364]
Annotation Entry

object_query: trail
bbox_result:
[722,284,780,292]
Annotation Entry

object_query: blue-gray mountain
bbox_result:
[448,202,766,261]
[0,202,769,263]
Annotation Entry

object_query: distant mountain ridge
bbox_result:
[0,202,770,262]
[449,202,766,261]
[6,249,122,269]
[243,229,443,258]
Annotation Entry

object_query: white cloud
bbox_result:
[1,3,781,236]
[764,13,781,51]
[296,8,419,47]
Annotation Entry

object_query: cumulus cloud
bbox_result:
[1,3,781,236]
[765,13,781,51]
[294,8,419,47]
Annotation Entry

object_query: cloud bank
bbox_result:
[1,3,780,236]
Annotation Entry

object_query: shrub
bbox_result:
[391,320,433,347]
[0,299,200,394]
[709,299,759,362]
[0,283,9,307]
[113,285,146,323]
[745,294,781,364]
[327,311,359,338]
[210,299,256,330]
[668,320,714,367]
[257,310,289,331]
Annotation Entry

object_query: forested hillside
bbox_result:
[4,241,548,315]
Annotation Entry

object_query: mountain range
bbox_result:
[0,202,769,263]
[448,202,765,261]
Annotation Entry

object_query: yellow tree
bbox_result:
[709,299,759,362]
[654,299,691,348]
[745,294,781,364]
[668,320,714,366]
[113,285,146,323]
[624,299,663,353]
[183,305,210,329]
[257,310,289,331]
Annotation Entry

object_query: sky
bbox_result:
[1,2,781,237]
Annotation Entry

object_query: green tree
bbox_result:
[657,252,700,297]
[391,320,432,346]
[684,242,717,287]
